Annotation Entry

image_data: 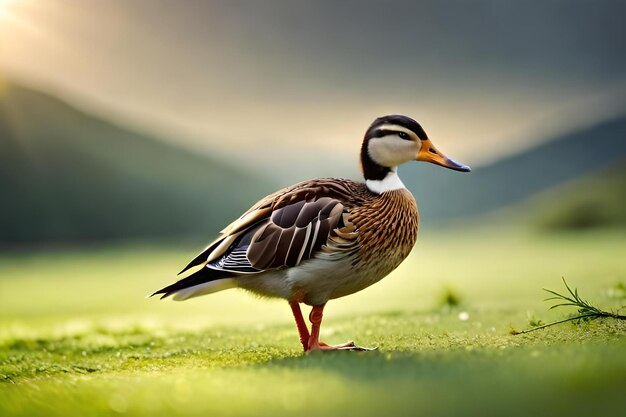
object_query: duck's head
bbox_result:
[361,115,470,193]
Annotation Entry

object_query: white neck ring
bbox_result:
[365,168,406,194]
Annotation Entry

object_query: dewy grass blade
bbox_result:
[512,277,626,335]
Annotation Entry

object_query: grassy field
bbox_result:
[1,228,625,417]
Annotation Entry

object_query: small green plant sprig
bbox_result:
[512,277,626,335]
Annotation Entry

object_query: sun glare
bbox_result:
[0,0,17,21]
[0,0,16,13]
[0,0,35,39]
[1,0,31,28]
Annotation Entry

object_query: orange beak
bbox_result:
[416,139,471,172]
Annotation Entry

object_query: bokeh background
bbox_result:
[1,0,625,243]
[1,1,625,417]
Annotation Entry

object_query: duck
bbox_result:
[151,115,470,352]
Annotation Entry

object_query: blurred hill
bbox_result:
[0,82,273,245]
[1,81,625,245]
[528,160,626,231]
[402,115,626,224]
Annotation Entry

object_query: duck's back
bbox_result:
[274,179,420,303]
[155,177,419,304]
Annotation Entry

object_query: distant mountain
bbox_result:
[2,81,624,245]
[401,115,626,223]
[527,160,626,231]
[0,82,274,245]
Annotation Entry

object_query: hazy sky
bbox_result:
[1,0,625,174]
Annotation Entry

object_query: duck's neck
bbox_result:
[361,141,406,193]
[365,168,406,194]
[361,138,390,181]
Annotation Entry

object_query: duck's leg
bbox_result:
[289,301,310,352]
[307,304,375,351]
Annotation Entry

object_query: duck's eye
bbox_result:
[398,132,410,140]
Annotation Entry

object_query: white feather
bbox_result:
[367,135,421,167]
[366,169,406,194]
[375,124,418,139]
[172,278,238,301]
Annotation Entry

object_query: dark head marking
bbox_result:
[360,115,428,181]
[364,115,428,141]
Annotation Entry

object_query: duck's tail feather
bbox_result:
[150,268,238,301]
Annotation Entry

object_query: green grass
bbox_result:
[1,229,625,417]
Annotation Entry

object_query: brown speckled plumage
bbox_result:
[154,178,418,304]
[239,179,420,302]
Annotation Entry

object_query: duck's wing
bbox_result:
[178,179,363,276]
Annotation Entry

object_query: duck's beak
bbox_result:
[416,139,471,172]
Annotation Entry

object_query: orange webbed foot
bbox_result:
[307,305,377,352]
[309,340,377,352]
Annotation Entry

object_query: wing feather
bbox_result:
[178,179,366,277]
